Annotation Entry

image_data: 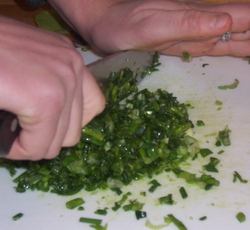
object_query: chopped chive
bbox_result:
[135,210,147,220]
[199,148,213,158]
[66,198,85,209]
[196,120,205,127]
[159,194,174,205]
[12,213,23,221]
[165,214,187,230]
[179,187,188,199]
[95,209,108,216]
[148,179,161,193]
[182,52,192,61]
[218,79,239,90]
[236,212,246,223]
[233,171,248,183]
[123,200,144,211]
[203,157,220,173]
[199,216,207,221]
[79,217,102,225]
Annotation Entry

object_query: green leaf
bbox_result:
[35,9,73,34]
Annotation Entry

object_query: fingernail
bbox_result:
[213,14,229,29]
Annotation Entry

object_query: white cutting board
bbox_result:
[0,49,250,230]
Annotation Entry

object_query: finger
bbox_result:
[191,2,250,32]
[81,70,106,127]
[7,109,63,161]
[207,40,250,56]
[124,9,232,51]
[231,30,250,41]
[159,37,221,57]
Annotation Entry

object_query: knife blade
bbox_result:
[0,51,155,157]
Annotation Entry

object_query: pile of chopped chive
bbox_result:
[0,52,218,197]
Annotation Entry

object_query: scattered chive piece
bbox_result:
[135,210,147,220]
[159,194,174,205]
[203,157,220,173]
[111,188,123,195]
[95,209,108,216]
[216,125,231,146]
[140,191,146,197]
[78,206,84,211]
[12,213,23,221]
[215,100,223,106]
[218,79,239,90]
[179,187,188,199]
[217,150,224,155]
[123,200,144,211]
[199,216,207,221]
[66,198,85,209]
[196,120,205,127]
[233,171,248,183]
[164,214,187,230]
[236,212,246,223]
[200,148,213,158]
[79,217,102,225]
[148,179,161,193]
[182,52,192,61]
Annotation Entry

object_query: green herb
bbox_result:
[79,217,102,225]
[145,220,168,229]
[164,214,187,230]
[112,192,131,211]
[199,148,213,158]
[215,100,223,106]
[66,197,85,209]
[182,52,192,61]
[202,63,209,67]
[135,210,147,220]
[218,79,239,90]
[196,120,205,126]
[233,171,248,184]
[175,169,219,190]
[95,209,108,216]
[35,9,73,34]
[216,125,231,146]
[199,216,207,221]
[148,179,161,193]
[217,150,224,155]
[123,200,144,211]
[159,194,174,205]
[179,187,188,199]
[12,213,23,221]
[203,157,220,173]
[236,212,246,223]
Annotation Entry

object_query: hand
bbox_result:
[0,16,105,160]
[59,0,250,57]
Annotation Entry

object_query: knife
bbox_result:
[0,50,155,157]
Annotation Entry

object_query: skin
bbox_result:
[1,0,250,160]
[0,16,105,160]
[50,0,250,56]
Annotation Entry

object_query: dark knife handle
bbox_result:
[0,110,21,157]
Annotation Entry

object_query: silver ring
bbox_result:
[221,31,231,42]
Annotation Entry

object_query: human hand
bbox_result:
[0,16,105,160]
[74,0,250,57]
